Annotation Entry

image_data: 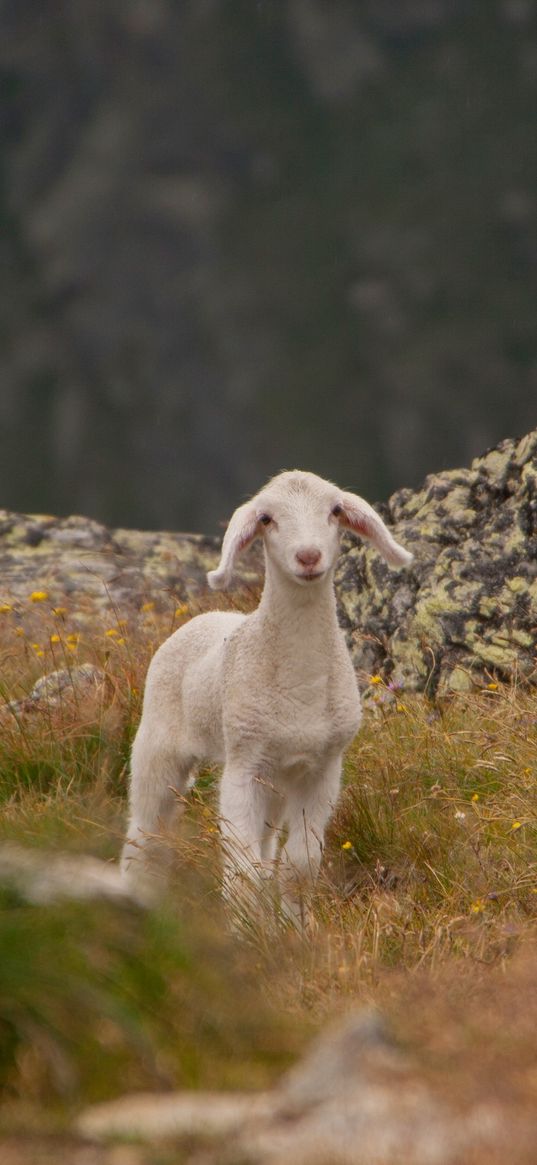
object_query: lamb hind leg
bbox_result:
[121,729,195,882]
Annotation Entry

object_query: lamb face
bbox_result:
[250,473,344,587]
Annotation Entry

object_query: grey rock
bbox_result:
[0,842,151,908]
[1,663,108,719]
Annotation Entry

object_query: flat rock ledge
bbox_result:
[1,430,536,693]
[0,510,263,616]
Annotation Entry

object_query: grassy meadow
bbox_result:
[1,588,537,1148]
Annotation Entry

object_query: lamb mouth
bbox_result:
[296,570,324,582]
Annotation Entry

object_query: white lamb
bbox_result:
[121,470,412,924]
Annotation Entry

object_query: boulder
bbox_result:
[338,429,537,692]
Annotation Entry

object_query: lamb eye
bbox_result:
[331,504,343,517]
[259,513,272,526]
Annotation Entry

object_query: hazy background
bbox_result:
[0,0,536,534]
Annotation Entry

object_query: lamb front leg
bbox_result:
[218,761,283,921]
[278,755,342,929]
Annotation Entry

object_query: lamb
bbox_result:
[121,470,412,924]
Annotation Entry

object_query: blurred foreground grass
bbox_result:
[0,591,536,1135]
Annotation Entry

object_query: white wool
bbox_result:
[121,470,412,925]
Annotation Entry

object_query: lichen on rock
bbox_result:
[0,510,261,631]
[337,430,537,692]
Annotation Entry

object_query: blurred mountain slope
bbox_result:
[0,0,536,531]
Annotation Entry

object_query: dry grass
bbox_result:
[0,591,537,1132]
[324,683,537,973]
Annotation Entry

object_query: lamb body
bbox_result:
[121,471,412,922]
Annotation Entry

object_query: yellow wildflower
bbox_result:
[52,607,67,618]
[471,792,480,802]
[470,898,486,914]
[50,634,61,645]
[370,675,382,685]
[175,603,189,618]
[511,820,522,832]
[341,840,353,851]
[486,682,498,691]
[105,628,119,638]
[29,590,49,603]
[0,603,13,614]
[141,601,155,613]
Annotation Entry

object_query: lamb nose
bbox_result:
[296,547,322,567]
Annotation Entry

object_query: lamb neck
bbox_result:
[254,564,342,668]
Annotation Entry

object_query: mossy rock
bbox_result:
[336,430,537,692]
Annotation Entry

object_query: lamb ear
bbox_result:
[337,491,413,569]
[207,500,261,590]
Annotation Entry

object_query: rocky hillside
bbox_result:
[1,431,536,695]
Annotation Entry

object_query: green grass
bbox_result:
[0,890,302,1113]
[0,596,536,1137]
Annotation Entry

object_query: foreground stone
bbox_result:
[76,1009,537,1164]
[77,1091,275,1144]
[0,663,109,719]
[1,430,536,692]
